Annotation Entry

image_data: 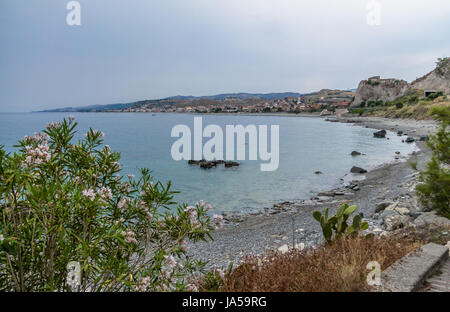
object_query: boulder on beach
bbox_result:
[375,201,394,213]
[318,191,335,197]
[373,130,387,138]
[350,166,367,174]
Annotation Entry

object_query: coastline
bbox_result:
[187,116,438,269]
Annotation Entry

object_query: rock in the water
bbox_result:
[224,161,240,168]
[351,151,362,156]
[189,159,239,169]
[351,166,367,174]
[315,171,323,175]
[373,130,387,138]
[397,130,403,136]
[405,137,415,143]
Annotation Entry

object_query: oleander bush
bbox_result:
[0,118,219,291]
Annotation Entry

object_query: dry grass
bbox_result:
[220,236,421,292]
[367,97,450,120]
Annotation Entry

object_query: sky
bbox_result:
[0,0,449,112]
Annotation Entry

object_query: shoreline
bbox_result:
[187,116,438,269]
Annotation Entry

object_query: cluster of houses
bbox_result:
[117,96,352,115]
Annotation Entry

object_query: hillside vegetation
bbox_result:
[350,89,450,120]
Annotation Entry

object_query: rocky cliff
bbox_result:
[352,57,450,107]
[352,76,409,107]
[411,57,450,95]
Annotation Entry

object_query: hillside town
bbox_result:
[110,89,354,115]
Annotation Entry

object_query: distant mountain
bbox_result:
[39,103,132,113]
[40,92,304,112]
[165,92,303,101]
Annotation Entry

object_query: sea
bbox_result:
[0,112,418,214]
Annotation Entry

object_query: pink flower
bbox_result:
[82,188,96,201]
[122,229,137,244]
[46,121,60,129]
[213,214,224,229]
[186,284,198,292]
[118,198,129,210]
[98,187,112,200]
[216,269,225,279]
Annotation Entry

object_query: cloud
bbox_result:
[0,0,449,111]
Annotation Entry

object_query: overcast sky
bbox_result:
[0,0,449,112]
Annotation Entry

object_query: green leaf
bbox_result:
[323,223,333,241]
[352,214,362,229]
[345,225,355,235]
[344,205,357,216]
[336,204,346,217]
[361,222,369,231]
[312,211,322,222]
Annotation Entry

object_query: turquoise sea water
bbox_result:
[0,113,418,214]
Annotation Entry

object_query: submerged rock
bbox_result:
[373,130,387,138]
[188,159,239,169]
[224,161,240,168]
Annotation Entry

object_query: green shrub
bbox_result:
[396,102,404,109]
[416,107,450,218]
[408,96,419,105]
[313,204,369,242]
[0,118,217,291]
